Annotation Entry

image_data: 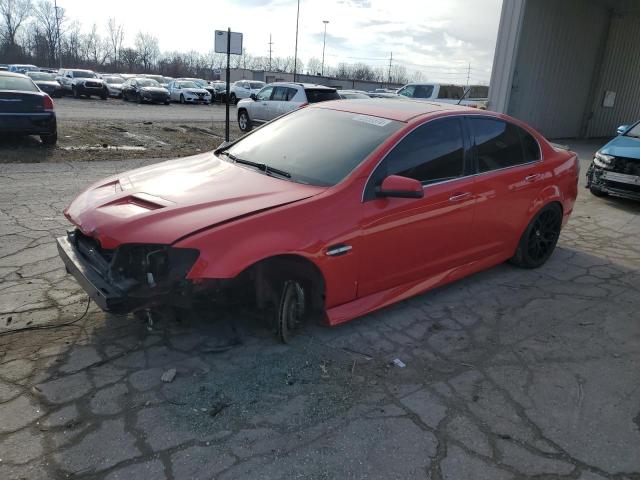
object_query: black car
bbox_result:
[0,71,57,145]
[26,71,63,97]
[122,78,170,104]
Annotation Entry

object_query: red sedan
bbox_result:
[57,99,579,341]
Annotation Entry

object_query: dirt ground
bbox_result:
[0,120,241,163]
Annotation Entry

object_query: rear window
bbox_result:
[224,108,401,186]
[72,70,96,78]
[468,85,489,99]
[304,88,340,103]
[250,82,264,89]
[0,76,39,92]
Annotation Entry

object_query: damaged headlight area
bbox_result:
[593,152,614,169]
[57,229,200,313]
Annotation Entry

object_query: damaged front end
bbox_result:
[57,229,200,314]
[586,153,640,201]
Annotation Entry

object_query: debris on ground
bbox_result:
[392,358,406,368]
[161,368,177,383]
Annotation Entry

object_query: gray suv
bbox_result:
[236,83,340,132]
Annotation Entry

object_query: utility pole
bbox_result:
[321,20,329,77]
[466,62,471,88]
[268,34,273,71]
[387,51,393,84]
[293,0,300,81]
[54,0,62,68]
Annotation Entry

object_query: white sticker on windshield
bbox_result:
[351,114,392,127]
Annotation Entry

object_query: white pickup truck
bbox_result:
[396,83,488,109]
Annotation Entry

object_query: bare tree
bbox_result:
[306,57,321,75]
[134,32,159,71]
[81,23,108,67]
[120,47,138,72]
[106,17,124,67]
[0,0,31,58]
[0,0,30,45]
[32,0,63,65]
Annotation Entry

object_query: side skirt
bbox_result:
[325,251,511,326]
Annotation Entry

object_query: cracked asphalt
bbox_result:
[0,141,639,479]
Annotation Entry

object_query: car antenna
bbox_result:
[457,87,471,105]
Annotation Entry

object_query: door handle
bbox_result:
[449,192,472,202]
[525,174,541,183]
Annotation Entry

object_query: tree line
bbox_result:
[0,0,414,83]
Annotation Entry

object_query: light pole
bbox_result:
[293,0,300,81]
[321,20,329,77]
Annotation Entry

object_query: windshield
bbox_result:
[250,82,264,89]
[28,72,55,81]
[625,122,640,138]
[223,108,401,186]
[73,70,96,78]
[105,76,123,84]
[178,81,198,88]
[138,79,161,87]
[0,76,39,92]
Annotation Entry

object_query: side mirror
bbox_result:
[250,93,257,101]
[616,124,629,135]
[375,175,424,199]
[66,74,72,78]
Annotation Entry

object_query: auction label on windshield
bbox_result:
[351,114,392,127]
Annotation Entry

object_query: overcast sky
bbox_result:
[58,0,503,83]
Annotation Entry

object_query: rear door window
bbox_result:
[304,88,340,103]
[271,86,288,101]
[469,117,533,172]
[384,117,467,184]
[437,85,464,100]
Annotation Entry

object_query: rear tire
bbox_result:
[510,203,562,269]
[40,131,58,146]
[238,110,252,132]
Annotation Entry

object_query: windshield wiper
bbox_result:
[219,151,291,179]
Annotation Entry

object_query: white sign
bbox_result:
[603,91,616,108]
[215,30,243,55]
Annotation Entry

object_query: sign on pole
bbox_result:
[215,29,243,142]
[215,30,243,55]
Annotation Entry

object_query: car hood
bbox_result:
[64,151,325,249]
[140,86,168,93]
[600,135,640,160]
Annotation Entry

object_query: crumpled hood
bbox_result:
[600,135,640,160]
[64,152,325,249]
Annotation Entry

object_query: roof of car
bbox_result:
[314,98,474,122]
[265,82,336,90]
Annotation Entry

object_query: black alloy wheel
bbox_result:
[511,203,562,268]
